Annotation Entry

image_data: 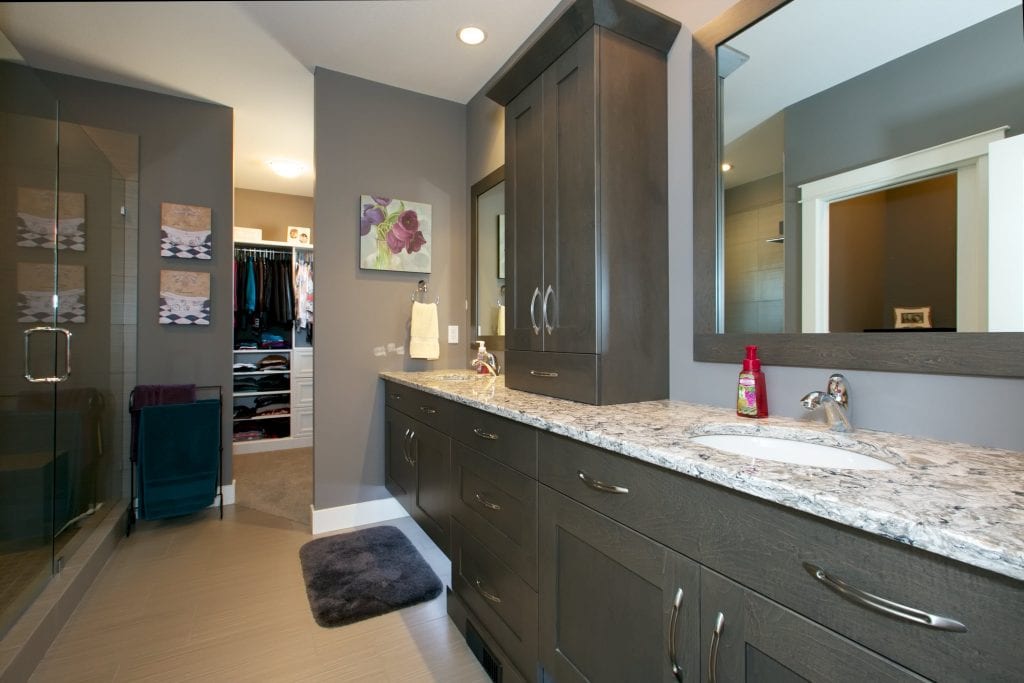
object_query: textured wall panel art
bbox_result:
[159,269,211,325]
[18,262,87,323]
[161,202,212,259]
[16,187,86,251]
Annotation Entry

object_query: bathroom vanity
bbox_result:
[382,371,1022,683]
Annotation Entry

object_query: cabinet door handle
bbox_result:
[708,611,725,683]
[577,470,629,494]
[472,427,499,441]
[405,430,417,466]
[389,392,402,400]
[419,406,437,415]
[474,492,502,511]
[473,578,502,604]
[542,284,555,335]
[529,286,541,335]
[803,562,967,632]
[529,370,559,378]
[669,587,684,682]
[401,428,411,463]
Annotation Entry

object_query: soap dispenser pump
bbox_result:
[737,345,768,418]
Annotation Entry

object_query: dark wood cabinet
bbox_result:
[493,3,679,405]
[700,568,923,682]
[383,404,450,555]
[538,486,700,683]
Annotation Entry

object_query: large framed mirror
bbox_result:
[693,0,1024,376]
[470,165,506,351]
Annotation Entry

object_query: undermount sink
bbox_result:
[436,373,486,382]
[691,433,895,471]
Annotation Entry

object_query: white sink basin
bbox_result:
[691,434,895,470]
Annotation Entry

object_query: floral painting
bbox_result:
[359,195,431,273]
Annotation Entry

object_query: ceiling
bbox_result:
[0,0,746,198]
[0,0,568,197]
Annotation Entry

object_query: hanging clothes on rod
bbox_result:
[294,250,314,343]
[233,247,295,329]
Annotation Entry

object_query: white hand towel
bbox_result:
[409,302,440,360]
[495,305,506,336]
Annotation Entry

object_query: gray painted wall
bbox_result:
[24,65,237,479]
[468,3,1023,452]
[313,68,467,510]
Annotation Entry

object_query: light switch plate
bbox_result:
[447,325,459,344]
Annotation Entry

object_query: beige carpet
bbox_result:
[233,447,312,526]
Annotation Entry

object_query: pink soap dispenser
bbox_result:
[737,345,768,418]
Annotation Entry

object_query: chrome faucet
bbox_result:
[472,352,501,376]
[801,373,852,432]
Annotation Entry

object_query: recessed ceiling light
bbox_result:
[721,162,733,172]
[458,26,486,45]
[268,159,306,178]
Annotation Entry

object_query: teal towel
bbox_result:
[137,399,220,520]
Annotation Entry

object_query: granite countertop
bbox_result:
[381,370,1024,582]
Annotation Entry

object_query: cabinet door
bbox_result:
[506,76,545,353]
[411,419,451,555]
[384,407,416,509]
[539,486,700,683]
[699,568,925,683]
[541,30,598,354]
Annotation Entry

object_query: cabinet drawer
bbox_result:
[383,381,452,433]
[452,521,538,681]
[293,347,313,377]
[452,443,538,589]
[450,403,537,477]
[537,432,705,559]
[294,377,313,405]
[700,484,1023,682]
[505,350,598,404]
[292,406,313,437]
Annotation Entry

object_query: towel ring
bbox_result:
[411,280,439,304]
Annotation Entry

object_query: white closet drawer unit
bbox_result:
[293,407,314,437]
[293,348,313,378]
[295,378,314,406]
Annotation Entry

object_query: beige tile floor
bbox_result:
[29,505,489,682]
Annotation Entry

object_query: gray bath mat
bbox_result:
[299,525,442,627]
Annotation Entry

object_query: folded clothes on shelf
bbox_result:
[233,362,258,371]
[257,354,289,370]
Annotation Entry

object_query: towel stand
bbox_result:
[127,384,223,536]
[411,279,439,304]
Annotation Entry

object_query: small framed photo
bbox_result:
[287,226,311,245]
[894,306,932,329]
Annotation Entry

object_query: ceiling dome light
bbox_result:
[721,162,733,172]
[458,26,486,45]
[268,159,306,178]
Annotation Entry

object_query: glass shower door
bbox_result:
[0,65,61,637]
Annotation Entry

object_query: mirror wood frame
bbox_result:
[692,0,1023,377]
[470,164,505,352]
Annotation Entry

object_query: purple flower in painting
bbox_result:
[371,195,391,206]
[405,229,426,254]
[385,209,425,254]
[360,204,385,236]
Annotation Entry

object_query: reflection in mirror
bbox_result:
[719,0,1024,335]
[470,166,505,348]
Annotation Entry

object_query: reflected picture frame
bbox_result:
[894,306,932,329]
[497,214,506,279]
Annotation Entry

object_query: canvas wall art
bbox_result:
[161,202,212,259]
[359,195,431,273]
[159,269,211,325]
[18,262,86,323]
[16,187,86,251]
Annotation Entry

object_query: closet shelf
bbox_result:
[232,390,290,398]
[233,413,290,423]
[233,348,293,354]
[233,370,290,376]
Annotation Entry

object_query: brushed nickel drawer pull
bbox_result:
[474,578,502,604]
[669,587,684,682]
[472,427,499,441]
[529,370,559,378]
[577,470,629,494]
[542,284,555,335]
[389,393,402,400]
[708,611,725,683]
[803,562,967,632]
[474,493,502,511]
[419,406,437,415]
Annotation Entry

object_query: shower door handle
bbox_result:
[24,326,72,383]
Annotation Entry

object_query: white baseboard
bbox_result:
[311,497,408,535]
[218,479,236,506]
